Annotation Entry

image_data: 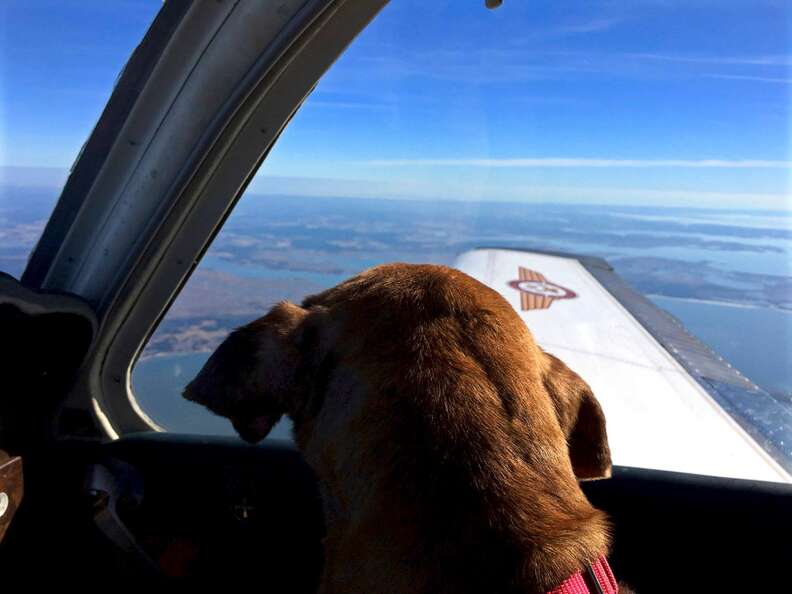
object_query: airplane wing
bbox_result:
[454,248,792,483]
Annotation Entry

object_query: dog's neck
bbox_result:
[516,493,612,593]
[306,455,612,594]
[547,555,619,594]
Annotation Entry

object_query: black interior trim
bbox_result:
[0,272,98,448]
[3,434,789,590]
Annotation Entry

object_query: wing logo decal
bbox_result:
[508,267,577,311]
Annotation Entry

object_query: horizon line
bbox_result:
[361,158,792,169]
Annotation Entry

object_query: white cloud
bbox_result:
[520,17,624,40]
[624,53,792,66]
[248,175,792,211]
[705,74,792,84]
[551,18,622,35]
[360,158,792,169]
[307,99,395,110]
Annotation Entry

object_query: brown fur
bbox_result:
[184,264,618,593]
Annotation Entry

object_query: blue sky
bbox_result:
[1,0,790,209]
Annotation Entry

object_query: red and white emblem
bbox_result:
[508,267,577,311]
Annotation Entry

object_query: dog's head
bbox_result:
[542,352,612,480]
[183,265,611,484]
[182,301,309,443]
[183,265,614,592]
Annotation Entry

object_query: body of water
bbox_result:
[649,295,792,398]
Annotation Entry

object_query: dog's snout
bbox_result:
[182,380,199,402]
[232,415,278,444]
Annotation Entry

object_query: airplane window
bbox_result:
[4,3,786,480]
[129,1,791,482]
[0,2,161,278]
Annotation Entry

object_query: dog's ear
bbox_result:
[183,301,309,443]
[543,353,612,480]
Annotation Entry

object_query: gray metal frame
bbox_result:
[23,0,389,438]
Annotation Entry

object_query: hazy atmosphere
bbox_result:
[1,1,789,439]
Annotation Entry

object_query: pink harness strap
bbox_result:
[548,556,618,594]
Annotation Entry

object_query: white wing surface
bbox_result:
[454,248,791,483]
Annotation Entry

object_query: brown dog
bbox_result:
[184,263,620,593]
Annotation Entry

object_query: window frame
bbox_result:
[22,0,389,438]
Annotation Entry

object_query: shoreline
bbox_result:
[648,294,792,312]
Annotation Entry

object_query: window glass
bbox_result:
[0,1,160,278]
[78,2,792,478]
